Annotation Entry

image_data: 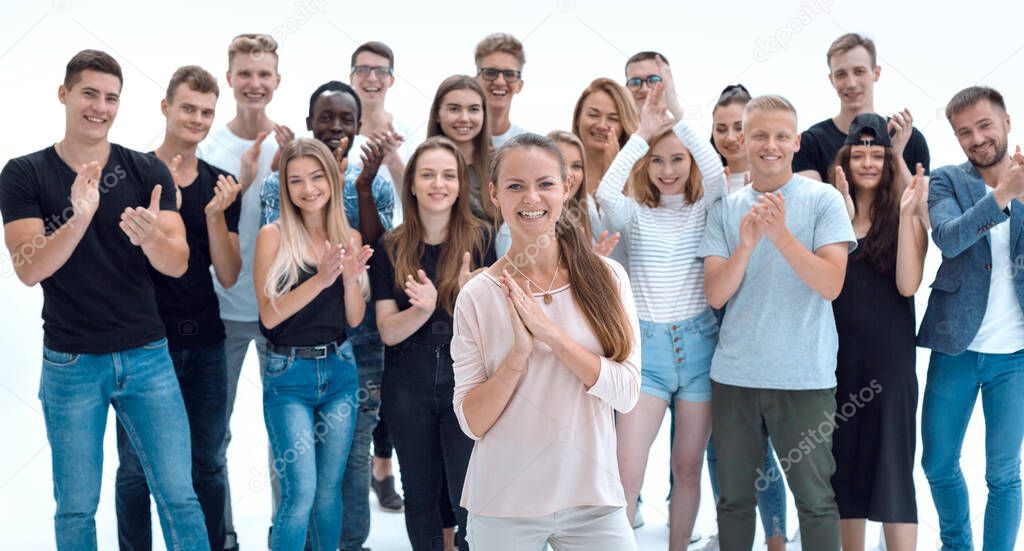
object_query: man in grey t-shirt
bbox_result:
[697,95,855,551]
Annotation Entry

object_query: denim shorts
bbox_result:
[639,309,719,403]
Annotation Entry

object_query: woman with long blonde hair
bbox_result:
[253,138,372,551]
[452,133,641,550]
[595,84,725,550]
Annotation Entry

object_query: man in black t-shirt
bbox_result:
[113,65,242,551]
[793,33,930,194]
[0,50,209,550]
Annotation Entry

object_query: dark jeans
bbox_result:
[373,411,395,459]
[382,341,473,551]
[115,341,228,551]
[340,336,385,551]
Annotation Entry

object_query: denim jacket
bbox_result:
[918,161,1024,355]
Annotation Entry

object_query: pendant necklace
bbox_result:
[503,253,562,304]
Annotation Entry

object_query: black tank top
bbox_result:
[259,267,347,347]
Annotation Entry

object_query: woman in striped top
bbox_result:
[599,83,725,549]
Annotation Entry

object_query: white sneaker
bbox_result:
[690,527,702,543]
[698,534,720,550]
[631,508,645,529]
[785,530,801,550]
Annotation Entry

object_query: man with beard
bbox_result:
[259,80,394,551]
[918,86,1024,551]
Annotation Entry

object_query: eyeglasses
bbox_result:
[351,65,393,78]
[477,67,522,83]
[625,74,663,91]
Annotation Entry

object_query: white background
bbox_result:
[1,0,1023,549]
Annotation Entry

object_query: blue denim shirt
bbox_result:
[260,165,394,343]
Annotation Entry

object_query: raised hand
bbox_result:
[900,163,930,220]
[738,208,764,251]
[458,251,485,289]
[204,174,243,218]
[887,109,914,159]
[239,130,270,190]
[754,192,789,245]
[833,165,855,220]
[638,82,673,141]
[332,136,351,174]
[120,184,164,246]
[313,240,345,290]
[69,161,103,220]
[340,237,372,285]
[592,230,621,257]
[355,137,387,194]
[997,145,1024,203]
[657,54,684,121]
[167,154,184,210]
[269,124,295,172]
[405,269,438,312]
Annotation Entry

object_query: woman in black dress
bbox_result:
[828,113,929,551]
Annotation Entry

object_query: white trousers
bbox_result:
[467,505,637,551]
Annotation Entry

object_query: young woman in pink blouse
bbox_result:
[451,133,642,550]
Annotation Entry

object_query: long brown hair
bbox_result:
[571,78,639,151]
[427,75,494,221]
[829,144,899,272]
[546,130,592,237]
[628,126,704,208]
[386,136,490,315]
[491,133,633,362]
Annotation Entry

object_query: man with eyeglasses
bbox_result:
[350,41,410,213]
[474,33,529,148]
[625,51,685,120]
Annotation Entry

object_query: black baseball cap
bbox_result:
[844,113,892,147]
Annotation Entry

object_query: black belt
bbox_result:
[268,340,342,359]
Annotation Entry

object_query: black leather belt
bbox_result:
[268,340,342,359]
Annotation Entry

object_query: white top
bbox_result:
[727,170,749,195]
[595,121,726,323]
[491,121,528,148]
[197,126,278,322]
[451,257,641,517]
[968,194,1024,353]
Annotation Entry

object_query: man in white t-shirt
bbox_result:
[195,32,281,551]
[349,40,414,226]
[474,33,528,148]
[918,86,1024,551]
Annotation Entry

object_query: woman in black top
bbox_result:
[253,138,372,551]
[371,136,494,551]
[828,114,928,551]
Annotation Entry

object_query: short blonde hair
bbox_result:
[228,33,278,69]
[743,94,797,128]
[474,33,525,68]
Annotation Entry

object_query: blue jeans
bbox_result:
[922,349,1024,551]
[262,343,359,551]
[340,335,384,551]
[638,311,718,403]
[39,338,209,551]
[706,436,788,538]
[114,340,228,551]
